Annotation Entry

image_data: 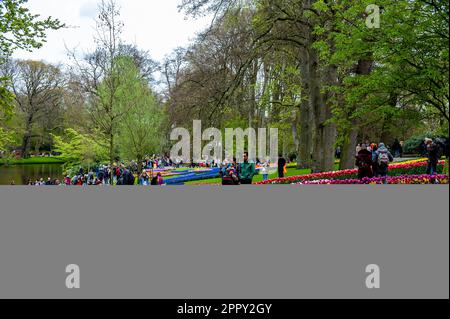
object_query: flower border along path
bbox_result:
[294,174,448,185]
[256,160,447,185]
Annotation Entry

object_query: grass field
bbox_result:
[0,157,67,166]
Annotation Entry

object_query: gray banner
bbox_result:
[0,186,448,299]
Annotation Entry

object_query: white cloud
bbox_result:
[13,0,213,64]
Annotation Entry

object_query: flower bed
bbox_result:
[165,168,221,185]
[294,174,448,185]
[256,161,446,185]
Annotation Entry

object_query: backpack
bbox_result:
[151,177,158,185]
[378,150,390,167]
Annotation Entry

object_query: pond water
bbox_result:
[0,164,64,185]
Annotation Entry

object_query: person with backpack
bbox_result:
[374,143,394,179]
[355,144,374,180]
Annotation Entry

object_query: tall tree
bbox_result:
[6,60,64,157]
[1,0,63,151]
[116,57,165,169]
[70,0,126,166]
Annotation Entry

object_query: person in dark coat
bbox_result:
[335,146,342,159]
[425,138,440,175]
[278,154,287,178]
[391,139,402,158]
[355,144,374,179]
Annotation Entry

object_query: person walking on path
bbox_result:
[374,143,394,179]
[355,144,374,179]
[278,154,287,178]
[425,138,440,175]
[335,146,342,159]
[391,138,403,158]
[239,152,256,185]
[261,161,269,181]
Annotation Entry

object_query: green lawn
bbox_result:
[0,157,67,166]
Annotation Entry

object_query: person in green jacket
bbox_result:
[239,152,256,184]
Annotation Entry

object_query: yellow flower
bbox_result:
[399,158,428,165]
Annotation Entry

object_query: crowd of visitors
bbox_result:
[355,143,394,181]
[25,158,168,186]
[355,138,444,182]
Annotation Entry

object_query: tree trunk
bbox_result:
[340,126,358,170]
[321,65,338,172]
[247,59,258,129]
[109,132,115,182]
[339,58,374,170]
[21,114,34,158]
[292,111,299,157]
[310,49,324,173]
[21,135,31,159]
[137,156,143,173]
[298,49,313,169]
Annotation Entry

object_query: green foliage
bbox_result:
[0,126,14,151]
[51,129,108,171]
[403,133,447,154]
[0,76,14,151]
[2,0,449,172]
[0,76,15,115]
[0,0,64,55]
[115,57,165,162]
[1,0,64,138]
[331,0,449,127]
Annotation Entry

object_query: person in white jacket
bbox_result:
[261,161,270,181]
